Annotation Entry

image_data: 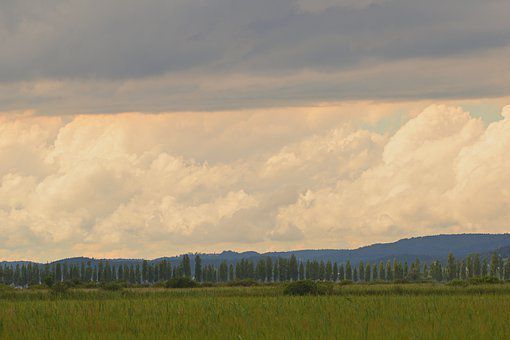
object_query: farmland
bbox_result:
[1,284,510,339]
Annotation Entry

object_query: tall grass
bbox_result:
[1,284,509,339]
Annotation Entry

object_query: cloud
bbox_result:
[0,104,510,261]
[277,105,510,247]
[1,0,510,113]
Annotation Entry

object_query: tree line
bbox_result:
[1,252,509,287]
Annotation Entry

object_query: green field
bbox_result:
[1,284,510,339]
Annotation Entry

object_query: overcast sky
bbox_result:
[1,1,509,261]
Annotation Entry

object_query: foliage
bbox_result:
[101,282,124,291]
[339,280,353,286]
[468,276,502,285]
[51,282,69,295]
[448,279,468,287]
[43,275,55,288]
[228,279,259,287]
[284,280,328,296]
[165,277,197,289]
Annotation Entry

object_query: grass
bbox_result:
[1,284,510,339]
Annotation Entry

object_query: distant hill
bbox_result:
[2,233,510,268]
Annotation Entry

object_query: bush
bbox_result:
[82,281,99,289]
[200,282,217,288]
[63,280,76,288]
[28,284,47,290]
[468,276,503,285]
[101,282,124,291]
[284,280,323,296]
[153,281,167,288]
[51,282,69,295]
[339,280,353,286]
[165,277,197,289]
[228,279,259,287]
[43,275,55,288]
[448,279,468,287]
[317,282,334,295]
[393,279,409,284]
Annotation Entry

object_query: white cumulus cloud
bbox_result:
[0,104,509,260]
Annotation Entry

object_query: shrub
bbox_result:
[284,280,322,296]
[165,277,197,289]
[101,282,124,291]
[393,279,409,284]
[28,284,47,290]
[339,280,353,286]
[448,279,468,287]
[153,281,167,288]
[82,281,99,289]
[43,275,55,288]
[51,282,69,295]
[228,279,259,287]
[317,282,334,295]
[468,276,502,285]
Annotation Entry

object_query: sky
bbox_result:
[1,0,510,262]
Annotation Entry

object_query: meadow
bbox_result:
[1,284,510,339]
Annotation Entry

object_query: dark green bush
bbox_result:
[101,282,124,291]
[468,276,502,285]
[448,279,468,287]
[284,280,321,296]
[317,282,334,295]
[82,281,99,289]
[63,280,76,288]
[393,279,409,284]
[153,281,167,288]
[165,277,197,289]
[28,284,47,290]
[228,279,259,287]
[43,275,55,288]
[51,282,69,295]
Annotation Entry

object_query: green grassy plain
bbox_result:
[1,284,509,339]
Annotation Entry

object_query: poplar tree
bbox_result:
[194,255,203,282]
[490,252,500,278]
[319,261,325,281]
[345,261,352,281]
[55,263,62,282]
[365,262,371,282]
[299,262,305,281]
[482,257,488,277]
[378,261,385,281]
[289,255,299,281]
[386,260,393,281]
[182,255,192,278]
[229,264,235,282]
[338,264,345,281]
[447,253,456,281]
[265,258,273,282]
[325,261,332,281]
[473,254,481,277]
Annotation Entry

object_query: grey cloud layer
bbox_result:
[1,0,509,113]
[1,105,510,261]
